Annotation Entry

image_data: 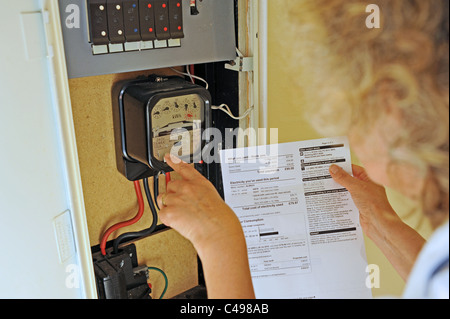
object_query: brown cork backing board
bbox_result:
[68,68,198,299]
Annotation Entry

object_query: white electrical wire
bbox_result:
[212,104,254,121]
[170,67,209,90]
[171,66,254,120]
[185,65,195,84]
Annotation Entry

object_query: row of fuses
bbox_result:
[88,0,184,47]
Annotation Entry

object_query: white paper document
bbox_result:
[220,137,372,299]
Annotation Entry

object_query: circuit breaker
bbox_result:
[59,0,236,78]
[87,0,184,49]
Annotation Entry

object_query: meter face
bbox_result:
[151,93,204,162]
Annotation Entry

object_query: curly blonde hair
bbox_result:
[283,0,449,226]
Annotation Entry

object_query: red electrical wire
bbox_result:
[165,172,171,186]
[189,65,195,83]
[100,180,145,255]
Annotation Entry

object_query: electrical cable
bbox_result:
[172,65,253,121]
[154,171,161,211]
[100,180,145,256]
[112,177,159,254]
[170,67,209,90]
[212,103,254,121]
[152,171,172,209]
[148,267,169,299]
[186,65,195,84]
[189,65,196,83]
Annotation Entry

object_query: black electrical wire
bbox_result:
[154,171,162,210]
[113,177,159,254]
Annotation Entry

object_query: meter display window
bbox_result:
[150,93,204,162]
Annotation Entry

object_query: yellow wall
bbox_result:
[267,1,433,298]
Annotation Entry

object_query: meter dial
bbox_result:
[180,96,203,121]
[161,102,172,115]
[190,96,202,119]
[179,97,190,111]
[175,98,190,121]
[152,106,163,119]
[174,101,182,111]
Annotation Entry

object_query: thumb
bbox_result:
[329,164,360,191]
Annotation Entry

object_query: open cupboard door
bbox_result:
[0,0,96,298]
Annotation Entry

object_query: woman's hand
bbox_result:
[329,164,426,280]
[329,164,399,240]
[157,154,244,254]
[157,154,255,299]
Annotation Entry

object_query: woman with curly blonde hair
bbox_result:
[283,0,449,298]
[156,0,449,299]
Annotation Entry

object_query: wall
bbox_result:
[266,1,433,298]
[68,68,198,299]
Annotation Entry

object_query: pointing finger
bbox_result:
[165,154,203,181]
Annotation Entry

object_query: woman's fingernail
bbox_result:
[170,153,182,164]
[330,165,340,174]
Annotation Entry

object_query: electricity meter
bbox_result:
[112,76,211,181]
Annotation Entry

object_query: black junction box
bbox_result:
[112,75,211,181]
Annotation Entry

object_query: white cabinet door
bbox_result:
[0,0,96,298]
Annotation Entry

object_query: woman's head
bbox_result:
[284,0,449,227]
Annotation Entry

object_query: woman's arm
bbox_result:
[329,164,426,281]
[157,154,255,299]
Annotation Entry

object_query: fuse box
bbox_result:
[59,0,236,78]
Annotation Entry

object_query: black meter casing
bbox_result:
[112,76,211,181]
